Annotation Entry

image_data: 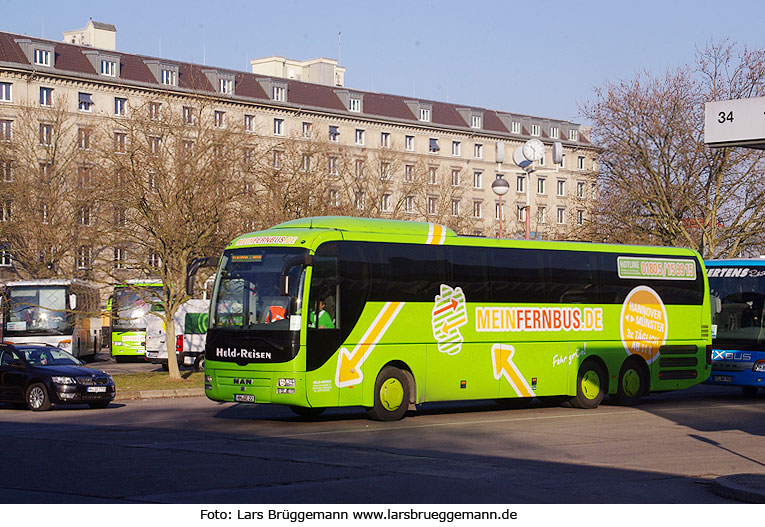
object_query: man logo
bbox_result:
[233,378,253,385]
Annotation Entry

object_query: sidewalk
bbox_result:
[713,474,765,503]
[114,387,205,401]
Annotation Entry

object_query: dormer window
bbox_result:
[349,97,361,112]
[471,115,482,129]
[550,126,559,139]
[100,60,116,77]
[569,129,579,141]
[511,121,521,134]
[272,85,285,101]
[220,78,234,94]
[531,124,540,136]
[162,69,177,86]
[420,108,431,122]
[34,48,51,67]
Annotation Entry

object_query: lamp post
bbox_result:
[491,175,510,239]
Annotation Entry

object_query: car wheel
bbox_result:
[193,354,205,372]
[161,362,169,372]
[366,366,410,421]
[569,360,607,409]
[26,383,51,411]
[88,401,111,409]
[742,386,758,397]
[290,406,326,418]
[612,358,648,406]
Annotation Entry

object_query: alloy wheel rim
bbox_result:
[29,387,44,408]
[581,370,601,400]
[380,378,404,411]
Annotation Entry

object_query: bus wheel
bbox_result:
[612,358,647,406]
[570,361,606,409]
[290,406,326,419]
[742,386,758,397]
[366,366,410,421]
[26,383,51,411]
[193,354,205,372]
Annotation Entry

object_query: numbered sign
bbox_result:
[704,97,765,148]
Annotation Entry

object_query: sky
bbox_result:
[2,0,765,125]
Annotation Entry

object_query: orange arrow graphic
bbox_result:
[491,343,534,397]
[335,301,405,388]
[434,298,459,316]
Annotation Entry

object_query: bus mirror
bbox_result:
[280,254,313,297]
[69,293,77,310]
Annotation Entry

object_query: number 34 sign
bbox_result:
[705,96,765,149]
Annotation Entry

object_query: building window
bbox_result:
[380,132,390,148]
[101,60,116,77]
[301,154,312,172]
[474,143,483,159]
[354,191,365,210]
[302,122,312,138]
[39,123,53,146]
[576,181,585,198]
[113,247,127,269]
[516,175,525,193]
[349,97,361,112]
[550,126,559,139]
[405,135,414,151]
[273,150,282,169]
[405,195,414,214]
[0,160,13,181]
[569,129,579,141]
[0,246,11,267]
[537,177,546,195]
[517,205,526,222]
[80,206,92,226]
[245,114,255,132]
[537,206,546,224]
[511,121,521,134]
[34,48,51,66]
[160,68,175,85]
[557,180,565,196]
[451,169,460,186]
[78,92,94,112]
[428,166,438,184]
[355,129,365,145]
[557,208,566,224]
[39,87,53,107]
[381,193,391,213]
[114,132,126,153]
[530,124,540,136]
[0,82,11,102]
[473,171,482,189]
[329,189,338,207]
[429,138,440,153]
[471,115,482,129]
[78,128,90,150]
[495,202,503,221]
[0,120,11,141]
[273,86,285,102]
[404,164,414,183]
[419,108,431,122]
[427,197,438,215]
[329,125,340,142]
[328,156,338,176]
[473,200,482,218]
[114,97,126,116]
[274,118,284,136]
[148,252,162,268]
[380,161,391,180]
[451,199,460,217]
[577,156,585,170]
[452,141,461,156]
[149,102,161,120]
[577,209,585,225]
[219,78,233,94]
[559,154,565,168]
[355,159,365,178]
[214,110,225,128]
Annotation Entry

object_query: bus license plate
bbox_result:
[713,375,733,383]
[235,394,255,403]
[87,386,107,393]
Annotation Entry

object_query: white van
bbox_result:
[145,299,209,371]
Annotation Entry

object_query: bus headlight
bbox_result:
[52,376,76,385]
[753,360,765,373]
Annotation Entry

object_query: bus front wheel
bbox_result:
[366,366,410,421]
[570,361,606,409]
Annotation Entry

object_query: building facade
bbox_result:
[0,21,599,283]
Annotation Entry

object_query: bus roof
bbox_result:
[705,258,765,266]
[115,279,163,287]
[4,279,97,288]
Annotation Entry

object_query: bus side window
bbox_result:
[309,252,340,330]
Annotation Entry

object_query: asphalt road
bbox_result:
[1,383,763,504]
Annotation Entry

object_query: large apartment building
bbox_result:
[0,21,598,279]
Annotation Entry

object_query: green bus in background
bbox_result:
[110,280,163,362]
[203,217,712,421]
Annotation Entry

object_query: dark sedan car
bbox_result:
[0,343,115,411]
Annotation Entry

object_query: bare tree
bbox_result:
[581,40,765,257]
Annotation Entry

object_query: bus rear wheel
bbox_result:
[570,361,606,409]
[742,386,758,397]
[612,358,647,406]
[366,366,410,421]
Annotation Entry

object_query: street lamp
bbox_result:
[491,175,510,239]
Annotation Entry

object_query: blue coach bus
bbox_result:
[706,259,765,396]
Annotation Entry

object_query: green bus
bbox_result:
[203,217,712,420]
[110,280,163,362]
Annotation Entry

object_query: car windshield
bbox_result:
[6,286,71,333]
[20,347,82,366]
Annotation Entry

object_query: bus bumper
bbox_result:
[204,368,309,407]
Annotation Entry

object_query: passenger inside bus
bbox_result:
[310,296,335,329]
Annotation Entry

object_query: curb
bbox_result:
[712,474,765,503]
[114,388,205,401]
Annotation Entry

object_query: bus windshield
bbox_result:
[211,247,307,331]
[709,268,765,350]
[113,286,163,331]
[5,287,72,334]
